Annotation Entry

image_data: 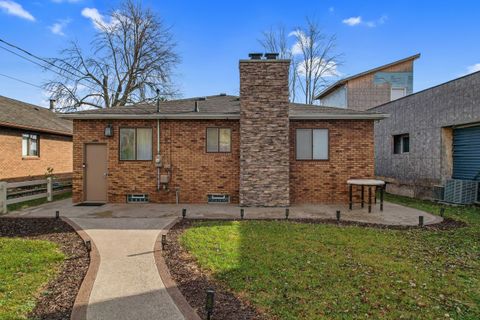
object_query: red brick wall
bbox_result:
[0,126,72,181]
[73,119,240,204]
[290,120,374,203]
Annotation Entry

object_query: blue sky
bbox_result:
[0,0,479,107]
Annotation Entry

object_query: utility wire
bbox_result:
[0,72,50,91]
[0,38,119,95]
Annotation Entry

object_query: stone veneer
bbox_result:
[239,59,291,206]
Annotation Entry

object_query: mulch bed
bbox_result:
[163,216,466,320]
[163,219,266,320]
[0,217,89,320]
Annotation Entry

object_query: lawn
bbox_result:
[180,195,480,320]
[0,238,65,320]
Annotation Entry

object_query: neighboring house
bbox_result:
[0,96,73,182]
[63,54,388,206]
[315,54,420,111]
[371,71,480,199]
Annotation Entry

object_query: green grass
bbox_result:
[180,195,480,320]
[0,238,65,320]
[6,192,72,213]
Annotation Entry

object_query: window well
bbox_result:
[207,194,230,204]
[127,194,149,203]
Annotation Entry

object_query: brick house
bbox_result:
[0,96,73,182]
[64,54,387,206]
[315,54,420,111]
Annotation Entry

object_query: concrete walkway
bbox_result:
[71,217,184,320]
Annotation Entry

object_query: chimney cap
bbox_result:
[248,53,263,60]
[265,53,279,60]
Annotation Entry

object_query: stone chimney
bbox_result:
[239,53,290,207]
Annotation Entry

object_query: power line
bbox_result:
[0,38,119,96]
[0,72,49,91]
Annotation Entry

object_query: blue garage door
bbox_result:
[453,126,480,180]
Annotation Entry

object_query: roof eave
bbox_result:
[0,121,72,136]
[60,113,241,120]
[289,113,390,120]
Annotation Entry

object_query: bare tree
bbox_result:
[45,0,179,111]
[258,25,298,102]
[258,18,342,104]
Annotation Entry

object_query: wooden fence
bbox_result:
[0,177,72,214]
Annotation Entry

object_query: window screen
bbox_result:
[22,133,39,156]
[120,128,152,160]
[391,87,406,101]
[296,129,329,160]
[207,128,231,152]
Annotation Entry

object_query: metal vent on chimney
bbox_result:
[265,53,279,60]
[248,53,263,60]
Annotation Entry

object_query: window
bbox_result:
[119,128,152,160]
[391,87,406,101]
[296,129,329,160]
[393,134,409,154]
[22,133,39,157]
[206,128,231,152]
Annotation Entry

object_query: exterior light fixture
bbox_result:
[336,210,341,222]
[240,208,244,219]
[55,210,60,219]
[419,216,424,227]
[161,234,166,250]
[104,124,113,137]
[440,207,445,217]
[182,208,186,218]
[285,208,289,220]
[85,240,92,252]
[205,289,215,320]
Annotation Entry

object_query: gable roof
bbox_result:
[315,53,421,100]
[0,95,72,136]
[61,94,388,120]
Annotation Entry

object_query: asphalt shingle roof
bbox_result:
[0,95,72,135]
[65,94,386,119]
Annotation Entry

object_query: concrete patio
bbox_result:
[9,198,442,226]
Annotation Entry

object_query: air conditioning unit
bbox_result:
[444,179,478,205]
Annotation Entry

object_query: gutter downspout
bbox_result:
[156,90,161,191]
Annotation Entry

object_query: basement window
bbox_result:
[119,128,153,160]
[296,129,329,160]
[206,128,231,153]
[393,134,409,154]
[126,194,149,203]
[207,194,230,204]
[22,133,39,157]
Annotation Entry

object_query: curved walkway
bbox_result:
[71,217,185,320]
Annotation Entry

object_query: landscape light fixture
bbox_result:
[55,210,60,219]
[205,289,215,320]
[336,210,341,222]
[240,208,244,219]
[104,124,113,137]
[285,208,289,220]
[85,240,92,252]
[182,208,186,218]
[440,207,445,217]
[161,234,166,250]
[419,216,424,227]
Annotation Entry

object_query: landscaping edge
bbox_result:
[61,217,101,320]
[153,217,202,320]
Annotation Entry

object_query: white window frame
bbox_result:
[390,87,406,101]
[295,128,329,160]
[22,133,39,157]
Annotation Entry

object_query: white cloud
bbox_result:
[342,16,362,26]
[289,30,310,56]
[0,0,35,21]
[81,7,120,30]
[296,58,341,78]
[48,19,70,36]
[467,63,480,74]
[343,15,388,28]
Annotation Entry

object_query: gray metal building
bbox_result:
[371,71,480,200]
